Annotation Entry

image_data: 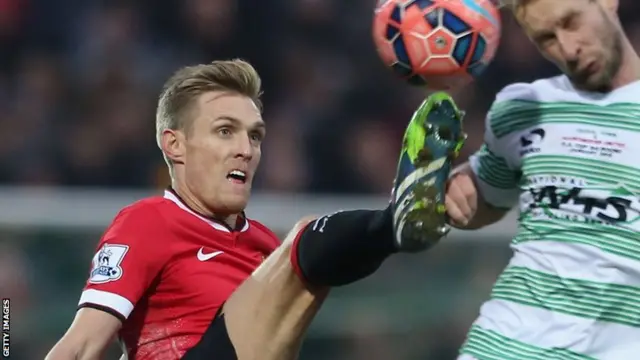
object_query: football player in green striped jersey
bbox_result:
[449,0,640,359]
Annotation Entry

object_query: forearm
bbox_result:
[45,308,120,360]
[223,220,329,360]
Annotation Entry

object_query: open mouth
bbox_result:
[585,60,599,75]
[575,60,598,80]
[227,170,247,184]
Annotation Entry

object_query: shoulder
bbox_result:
[103,196,176,242]
[494,75,567,104]
[89,197,175,281]
[488,75,566,138]
[247,219,281,248]
[113,195,184,223]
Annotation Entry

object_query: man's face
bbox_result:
[516,0,622,91]
[180,91,264,214]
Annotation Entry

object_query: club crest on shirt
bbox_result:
[89,243,129,284]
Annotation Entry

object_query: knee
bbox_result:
[296,216,318,228]
[282,216,317,246]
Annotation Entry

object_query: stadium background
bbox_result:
[1,0,640,358]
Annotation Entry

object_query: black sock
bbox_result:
[290,205,397,287]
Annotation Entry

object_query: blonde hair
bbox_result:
[155,59,263,173]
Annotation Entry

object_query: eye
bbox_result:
[562,12,580,30]
[535,33,556,48]
[218,127,232,137]
[250,132,264,142]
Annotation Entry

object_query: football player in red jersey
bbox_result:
[46,59,466,360]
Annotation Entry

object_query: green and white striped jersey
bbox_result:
[459,75,640,360]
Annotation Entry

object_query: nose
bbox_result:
[234,133,253,161]
[557,30,581,64]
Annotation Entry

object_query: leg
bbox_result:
[290,206,396,286]
[221,209,395,360]
[289,92,466,287]
[221,93,466,359]
[223,218,328,360]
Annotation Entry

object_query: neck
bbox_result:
[610,38,640,90]
[171,179,238,229]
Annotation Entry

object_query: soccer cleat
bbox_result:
[391,92,466,252]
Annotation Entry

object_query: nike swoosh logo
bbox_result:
[197,248,224,261]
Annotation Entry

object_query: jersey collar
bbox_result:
[164,189,250,233]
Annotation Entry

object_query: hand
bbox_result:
[445,172,478,227]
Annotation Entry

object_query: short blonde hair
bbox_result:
[156,59,263,171]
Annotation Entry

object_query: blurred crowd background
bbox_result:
[2,0,640,358]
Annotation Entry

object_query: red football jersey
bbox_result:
[78,189,280,359]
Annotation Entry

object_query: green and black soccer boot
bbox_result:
[391,92,466,252]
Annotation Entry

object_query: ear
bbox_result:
[598,0,618,13]
[161,129,186,165]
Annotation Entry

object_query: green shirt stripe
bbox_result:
[490,101,640,137]
[474,145,519,189]
[514,224,640,262]
[460,325,596,360]
[491,266,640,328]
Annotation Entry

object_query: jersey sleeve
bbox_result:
[78,203,171,321]
[468,84,529,209]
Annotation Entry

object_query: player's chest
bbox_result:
[508,124,640,206]
[506,123,639,173]
[155,229,270,309]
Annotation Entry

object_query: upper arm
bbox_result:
[78,204,171,320]
[468,86,529,210]
[454,162,511,228]
[45,308,122,360]
[468,143,520,209]
[50,203,172,358]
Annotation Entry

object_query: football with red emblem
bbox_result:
[373,0,502,90]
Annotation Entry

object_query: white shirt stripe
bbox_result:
[78,289,135,319]
[509,241,640,288]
